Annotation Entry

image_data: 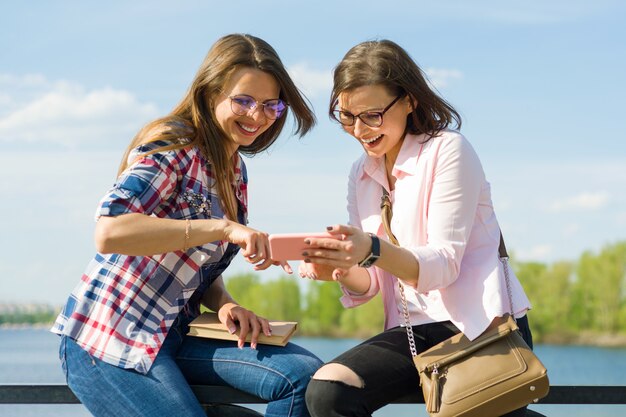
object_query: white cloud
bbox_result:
[562,223,581,237]
[287,63,333,98]
[425,68,463,89]
[0,73,159,149]
[517,244,553,261]
[547,191,611,212]
[0,73,48,87]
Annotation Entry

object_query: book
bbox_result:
[187,312,298,347]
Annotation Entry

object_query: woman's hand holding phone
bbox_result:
[269,225,371,281]
[268,232,340,261]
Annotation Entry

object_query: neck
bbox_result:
[385,142,400,171]
[226,143,239,159]
[384,134,407,190]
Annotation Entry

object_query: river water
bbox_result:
[1,328,625,416]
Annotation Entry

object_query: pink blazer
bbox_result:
[340,130,530,340]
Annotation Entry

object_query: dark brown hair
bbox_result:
[330,39,461,138]
[120,33,316,220]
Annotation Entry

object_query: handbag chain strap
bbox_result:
[381,188,418,357]
[380,187,514,360]
[499,234,516,320]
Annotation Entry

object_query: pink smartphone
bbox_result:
[268,232,338,261]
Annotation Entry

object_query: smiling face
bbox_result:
[213,67,281,156]
[337,84,413,163]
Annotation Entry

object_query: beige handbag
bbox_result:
[380,188,549,416]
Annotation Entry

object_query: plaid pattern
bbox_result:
[52,141,248,374]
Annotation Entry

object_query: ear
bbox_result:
[405,94,418,114]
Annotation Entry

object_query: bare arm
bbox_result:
[95,213,229,255]
[94,213,277,270]
[372,236,420,285]
[333,265,371,294]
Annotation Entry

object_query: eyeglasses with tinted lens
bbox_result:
[227,94,288,120]
[332,95,404,127]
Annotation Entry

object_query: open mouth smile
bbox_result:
[237,122,260,135]
[361,134,383,145]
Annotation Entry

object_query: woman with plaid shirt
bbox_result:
[52,34,322,417]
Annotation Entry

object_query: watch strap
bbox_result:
[358,233,380,268]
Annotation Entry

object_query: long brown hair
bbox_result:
[329,39,461,138]
[119,34,316,220]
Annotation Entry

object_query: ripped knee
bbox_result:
[311,363,364,388]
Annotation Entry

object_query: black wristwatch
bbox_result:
[358,233,380,268]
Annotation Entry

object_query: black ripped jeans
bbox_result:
[305,316,533,417]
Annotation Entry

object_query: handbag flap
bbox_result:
[413,316,519,372]
[442,332,528,404]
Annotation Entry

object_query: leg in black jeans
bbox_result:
[306,316,535,417]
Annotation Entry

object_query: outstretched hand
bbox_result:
[223,221,292,274]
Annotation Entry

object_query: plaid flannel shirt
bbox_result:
[51,140,248,374]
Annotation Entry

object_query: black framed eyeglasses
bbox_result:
[332,95,404,128]
[225,93,288,120]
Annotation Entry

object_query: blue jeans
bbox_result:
[60,316,322,417]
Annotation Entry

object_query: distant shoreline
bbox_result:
[541,332,626,349]
[3,322,626,348]
[0,323,52,330]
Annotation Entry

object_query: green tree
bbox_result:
[224,273,263,313]
[339,294,385,338]
[301,281,344,336]
[259,276,302,321]
[515,260,573,340]
[212,243,626,342]
[573,242,626,333]
[225,273,302,321]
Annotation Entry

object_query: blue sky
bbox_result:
[1,1,625,304]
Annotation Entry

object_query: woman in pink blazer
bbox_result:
[300,39,533,417]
